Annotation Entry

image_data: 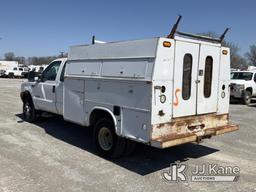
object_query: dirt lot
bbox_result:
[0,78,255,192]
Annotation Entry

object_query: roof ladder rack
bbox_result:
[167,15,230,43]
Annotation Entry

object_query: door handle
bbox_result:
[52,85,56,93]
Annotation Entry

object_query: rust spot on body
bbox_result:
[152,113,229,140]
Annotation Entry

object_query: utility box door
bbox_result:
[197,45,220,114]
[173,41,199,117]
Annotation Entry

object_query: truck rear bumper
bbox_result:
[150,124,239,148]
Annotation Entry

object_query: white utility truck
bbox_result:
[20,17,238,158]
[0,61,19,77]
[230,70,256,105]
[5,66,29,78]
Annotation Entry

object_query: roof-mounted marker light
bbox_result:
[163,41,171,48]
[222,50,228,55]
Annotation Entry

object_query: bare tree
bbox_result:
[3,51,62,65]
[198,32,247,69]
[245,45,256,66]
[15,56,26,64]
[4,52,15,61]
[28,56,58,65]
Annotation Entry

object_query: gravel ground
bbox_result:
[0,78,255,192]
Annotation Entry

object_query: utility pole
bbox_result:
[0,38,2,60]
[59,51,64,58]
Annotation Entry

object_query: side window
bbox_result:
[60,62,67,82]
[254,73,256,83]
[19,68,23,71]
[204,56,213,98]
[182,54,193,100]
[13,67,17,71]
[41,61,61,82]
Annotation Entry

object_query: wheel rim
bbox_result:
[98,127,113,151]
[246,94,251,102]
[24,102,32,119]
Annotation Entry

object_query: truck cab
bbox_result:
[21,58,67,121]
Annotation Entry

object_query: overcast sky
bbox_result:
[0,0,255,58]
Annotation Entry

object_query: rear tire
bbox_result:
[242,90,252,105]
[8,73,14,78]
[23,100,37,122]
[94,118,126,158]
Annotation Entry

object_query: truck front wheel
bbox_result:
[23,100,37,122]
[94,118,126,158]
[243,90,252,105]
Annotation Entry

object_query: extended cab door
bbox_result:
[32,60,62,113]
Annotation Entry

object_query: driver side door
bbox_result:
[32,61,61,113]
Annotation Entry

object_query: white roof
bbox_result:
[68,38,159,61]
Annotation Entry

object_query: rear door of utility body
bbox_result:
[172,40,220,117]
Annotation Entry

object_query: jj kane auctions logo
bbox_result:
[162,163,240,182]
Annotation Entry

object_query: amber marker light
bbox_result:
[163,41,171,48]
[222,50,228,55]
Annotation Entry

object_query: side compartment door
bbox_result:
[173,41,199,118]
[197,45,220,114]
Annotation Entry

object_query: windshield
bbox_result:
[231,72,253,81]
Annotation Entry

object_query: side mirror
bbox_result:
[34,76,39,82]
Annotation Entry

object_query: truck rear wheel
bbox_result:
[243,90,252,105]
[8,73,14,78]
[94,118,126,158]
[23,100,37,122]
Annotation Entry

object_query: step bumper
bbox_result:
[150,124,239,148]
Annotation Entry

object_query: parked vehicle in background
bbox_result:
[20,18,238,158]
[29,65,48,73]
[0,61,19,77]
[5,67,29,78]
[230,71,256,105]
[247,66,256,71]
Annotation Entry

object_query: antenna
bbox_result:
[167,15,182,39]
[59,51,64,58]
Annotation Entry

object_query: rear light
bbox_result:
[222,50,228,55]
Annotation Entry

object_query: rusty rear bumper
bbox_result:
[150,124,239,148]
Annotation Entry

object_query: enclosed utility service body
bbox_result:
[63,36,238,148]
